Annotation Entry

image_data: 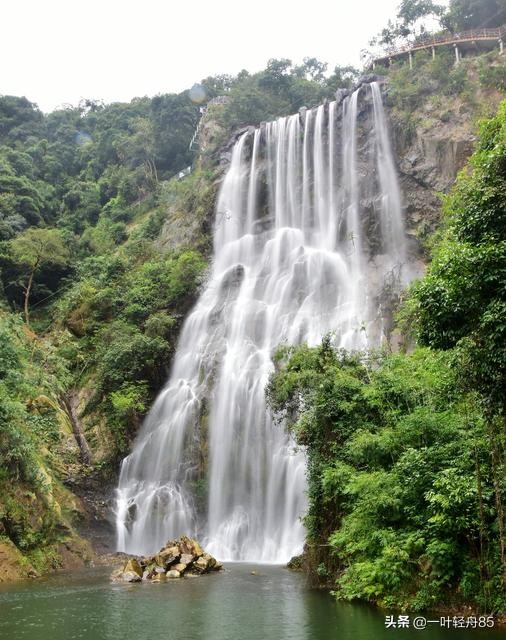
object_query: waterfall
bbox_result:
[116,82,410,562]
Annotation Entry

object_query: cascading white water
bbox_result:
[116,82,410,561]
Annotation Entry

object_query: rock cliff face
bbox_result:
[354,83,493,269]
[390,100,477,251]
[352,82,502,342]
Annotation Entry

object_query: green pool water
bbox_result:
[0,564,502,640]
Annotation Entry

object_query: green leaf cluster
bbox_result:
[268,344,503,610]
[213,59,359,130]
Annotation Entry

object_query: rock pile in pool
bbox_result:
[112,536,223,583]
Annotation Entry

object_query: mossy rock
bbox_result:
[123,558,143,577]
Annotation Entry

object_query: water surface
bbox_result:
[0,564,501,640]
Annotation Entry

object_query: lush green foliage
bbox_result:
[0,314,75,553]
[382,45,504,120]
[213,59,359,130]
[0,92,199,242]
[0,84,217,567]
[442,0,506,31]
[268,343,504,610]
[410,101,506,411]
[55,246,206,454]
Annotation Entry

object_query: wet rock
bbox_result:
[180,553,195,565]
[122,570,142,582]
[173,563,187,574]
[335,88,350,104]
[160,545,180,559]
[151,571,166,582]
[287,554,304,571]
[123,558,143,578]
[193,553,216,574]
[203,553,216,569]
[180,536,204,557]
[114,536,222,584]
[166,570,181,579]
[355,74,385,88]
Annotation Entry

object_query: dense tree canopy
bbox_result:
[443,0,506,30]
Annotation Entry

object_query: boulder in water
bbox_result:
[193,553,216,574]
[158,545,180,566]
[111,536,222,583]
[122,571,142,582]
[173,563,187,574]
[166,569,181,579]
[123,558,143,578]
[151,570,166,582]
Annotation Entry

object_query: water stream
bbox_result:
[116,82,412,561]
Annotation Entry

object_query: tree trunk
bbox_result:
[488,418,506,584]
[61,391,92,464]
[24,267,35,327]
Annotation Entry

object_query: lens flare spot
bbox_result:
[189,83,207,104]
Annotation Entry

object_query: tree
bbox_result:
[0,96,44,145]
[371,0,444,48]
[294,57,328,83]
[398,0,445,28]
[115,117,158,186]
[9,228,70,326]
[326,65,360,90]
[442,0,506,31]
[258,58,293,94]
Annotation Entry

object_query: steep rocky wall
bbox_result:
[390,100,476,251]
[387,85,503,254]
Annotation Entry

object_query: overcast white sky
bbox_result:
[1,0,443,113]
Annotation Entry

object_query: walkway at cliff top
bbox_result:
[372,24,506,69]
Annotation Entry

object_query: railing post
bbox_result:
[409,51,413,69]
[431,45,436,59]
[454,43,460,65]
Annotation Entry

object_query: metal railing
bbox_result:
[374,24,506,62]
[189,95,230,151]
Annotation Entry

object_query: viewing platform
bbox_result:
[372,25,506,69]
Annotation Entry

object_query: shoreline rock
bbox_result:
[111,536,223,583]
